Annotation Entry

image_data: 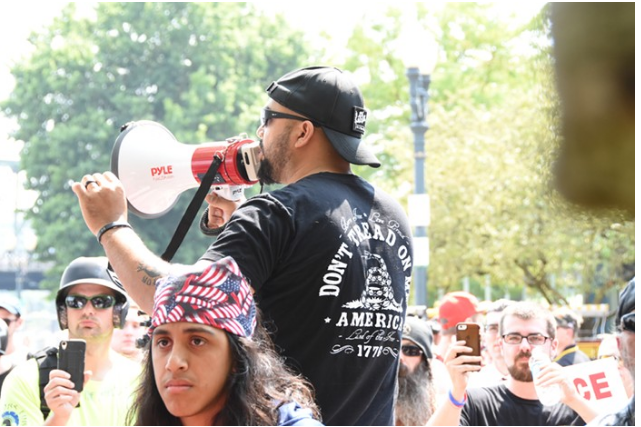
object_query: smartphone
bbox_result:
[58,339,86,392]
[456,323,481,365]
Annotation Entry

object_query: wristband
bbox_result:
[96,221,132,244]
[448,389,467,408]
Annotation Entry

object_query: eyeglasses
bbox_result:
[65,294,116,310]
[260,108,320,128]
[401,345,423,357]
[620,313,634,333]
[502,333,549,346]
[485,324,499,334]
[598,354,620,362]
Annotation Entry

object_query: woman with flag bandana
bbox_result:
[126,257,322,426]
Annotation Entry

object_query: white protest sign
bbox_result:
[563,358,628,414]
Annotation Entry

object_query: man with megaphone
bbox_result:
[72,66,414,426]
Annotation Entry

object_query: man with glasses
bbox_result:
[589,277,635,426]
[427,301,598,426]
[396,316,437,426]
[73,66,412,425]
[0,257,140,426]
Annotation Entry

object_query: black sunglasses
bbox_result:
[260,108,320,127]
[401,345,423,357]
[65,294,116,310]
[620,312,634,333]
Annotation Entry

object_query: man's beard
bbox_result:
[396,361,435,426]
[507,350,533,382]
[256,131,290,185]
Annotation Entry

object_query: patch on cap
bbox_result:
[352,107,367,134]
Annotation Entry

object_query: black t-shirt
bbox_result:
[201,173,412,426]
[461,384,585,426]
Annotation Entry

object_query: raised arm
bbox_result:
[72,171,171,313]
[536,362,598,423]
[427,340,482,426]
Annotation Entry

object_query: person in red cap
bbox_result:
[433,291,480,361]
[73,66,412,426]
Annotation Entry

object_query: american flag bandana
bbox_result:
[149,257,256,338]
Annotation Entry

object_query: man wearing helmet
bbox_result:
[0,257,140,426]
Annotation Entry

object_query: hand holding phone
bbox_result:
[456,323,481,366]
[58,339,86,392]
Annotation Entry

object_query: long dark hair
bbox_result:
[126,321,320,425]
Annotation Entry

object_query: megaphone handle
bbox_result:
[160,154,224,262]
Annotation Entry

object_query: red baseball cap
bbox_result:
[438,291,479,330]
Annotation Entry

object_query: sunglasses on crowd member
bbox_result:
[620,312,635,333]
[502,332,549,346]
[598,354,624,367]
[401,345,423,357]
[65,294,116,310]
[260,108,321,128]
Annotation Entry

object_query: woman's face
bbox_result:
[152,322,233,426]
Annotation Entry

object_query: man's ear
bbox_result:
[293,121,316,148]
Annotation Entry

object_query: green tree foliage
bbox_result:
[339,4,634,305]
[2,3,310,291]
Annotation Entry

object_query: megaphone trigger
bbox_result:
[210,185,245,202]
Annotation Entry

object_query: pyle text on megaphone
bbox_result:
[111,120,262,219]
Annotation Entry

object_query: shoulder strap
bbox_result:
[553,344,578,362]
[28,346,58,419]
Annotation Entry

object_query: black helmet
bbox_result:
[56,257,129,330]
[0,319,8,355]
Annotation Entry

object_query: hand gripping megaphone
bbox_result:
[111,121,261,218]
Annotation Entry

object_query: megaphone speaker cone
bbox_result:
[111,121,260,218]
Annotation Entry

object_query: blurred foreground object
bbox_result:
[551,3,634,216]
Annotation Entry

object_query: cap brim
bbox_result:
[323,127,381,168]
[0,304,20,316]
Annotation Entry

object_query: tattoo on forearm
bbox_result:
[137,263,163,287]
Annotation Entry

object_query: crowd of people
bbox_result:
[0,44,635,426]
[1,269,633,426]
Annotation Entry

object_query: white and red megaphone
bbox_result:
[111,121,261,218]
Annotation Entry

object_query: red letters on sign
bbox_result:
[151,165,173,176]
[573,372,613,400]
[590,372,612,399]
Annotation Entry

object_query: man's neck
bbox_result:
[505,376,539,400]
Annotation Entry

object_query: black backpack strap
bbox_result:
[27,346,58,419]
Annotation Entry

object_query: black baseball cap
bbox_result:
[265,66,381,168]
[403,316,433,359]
